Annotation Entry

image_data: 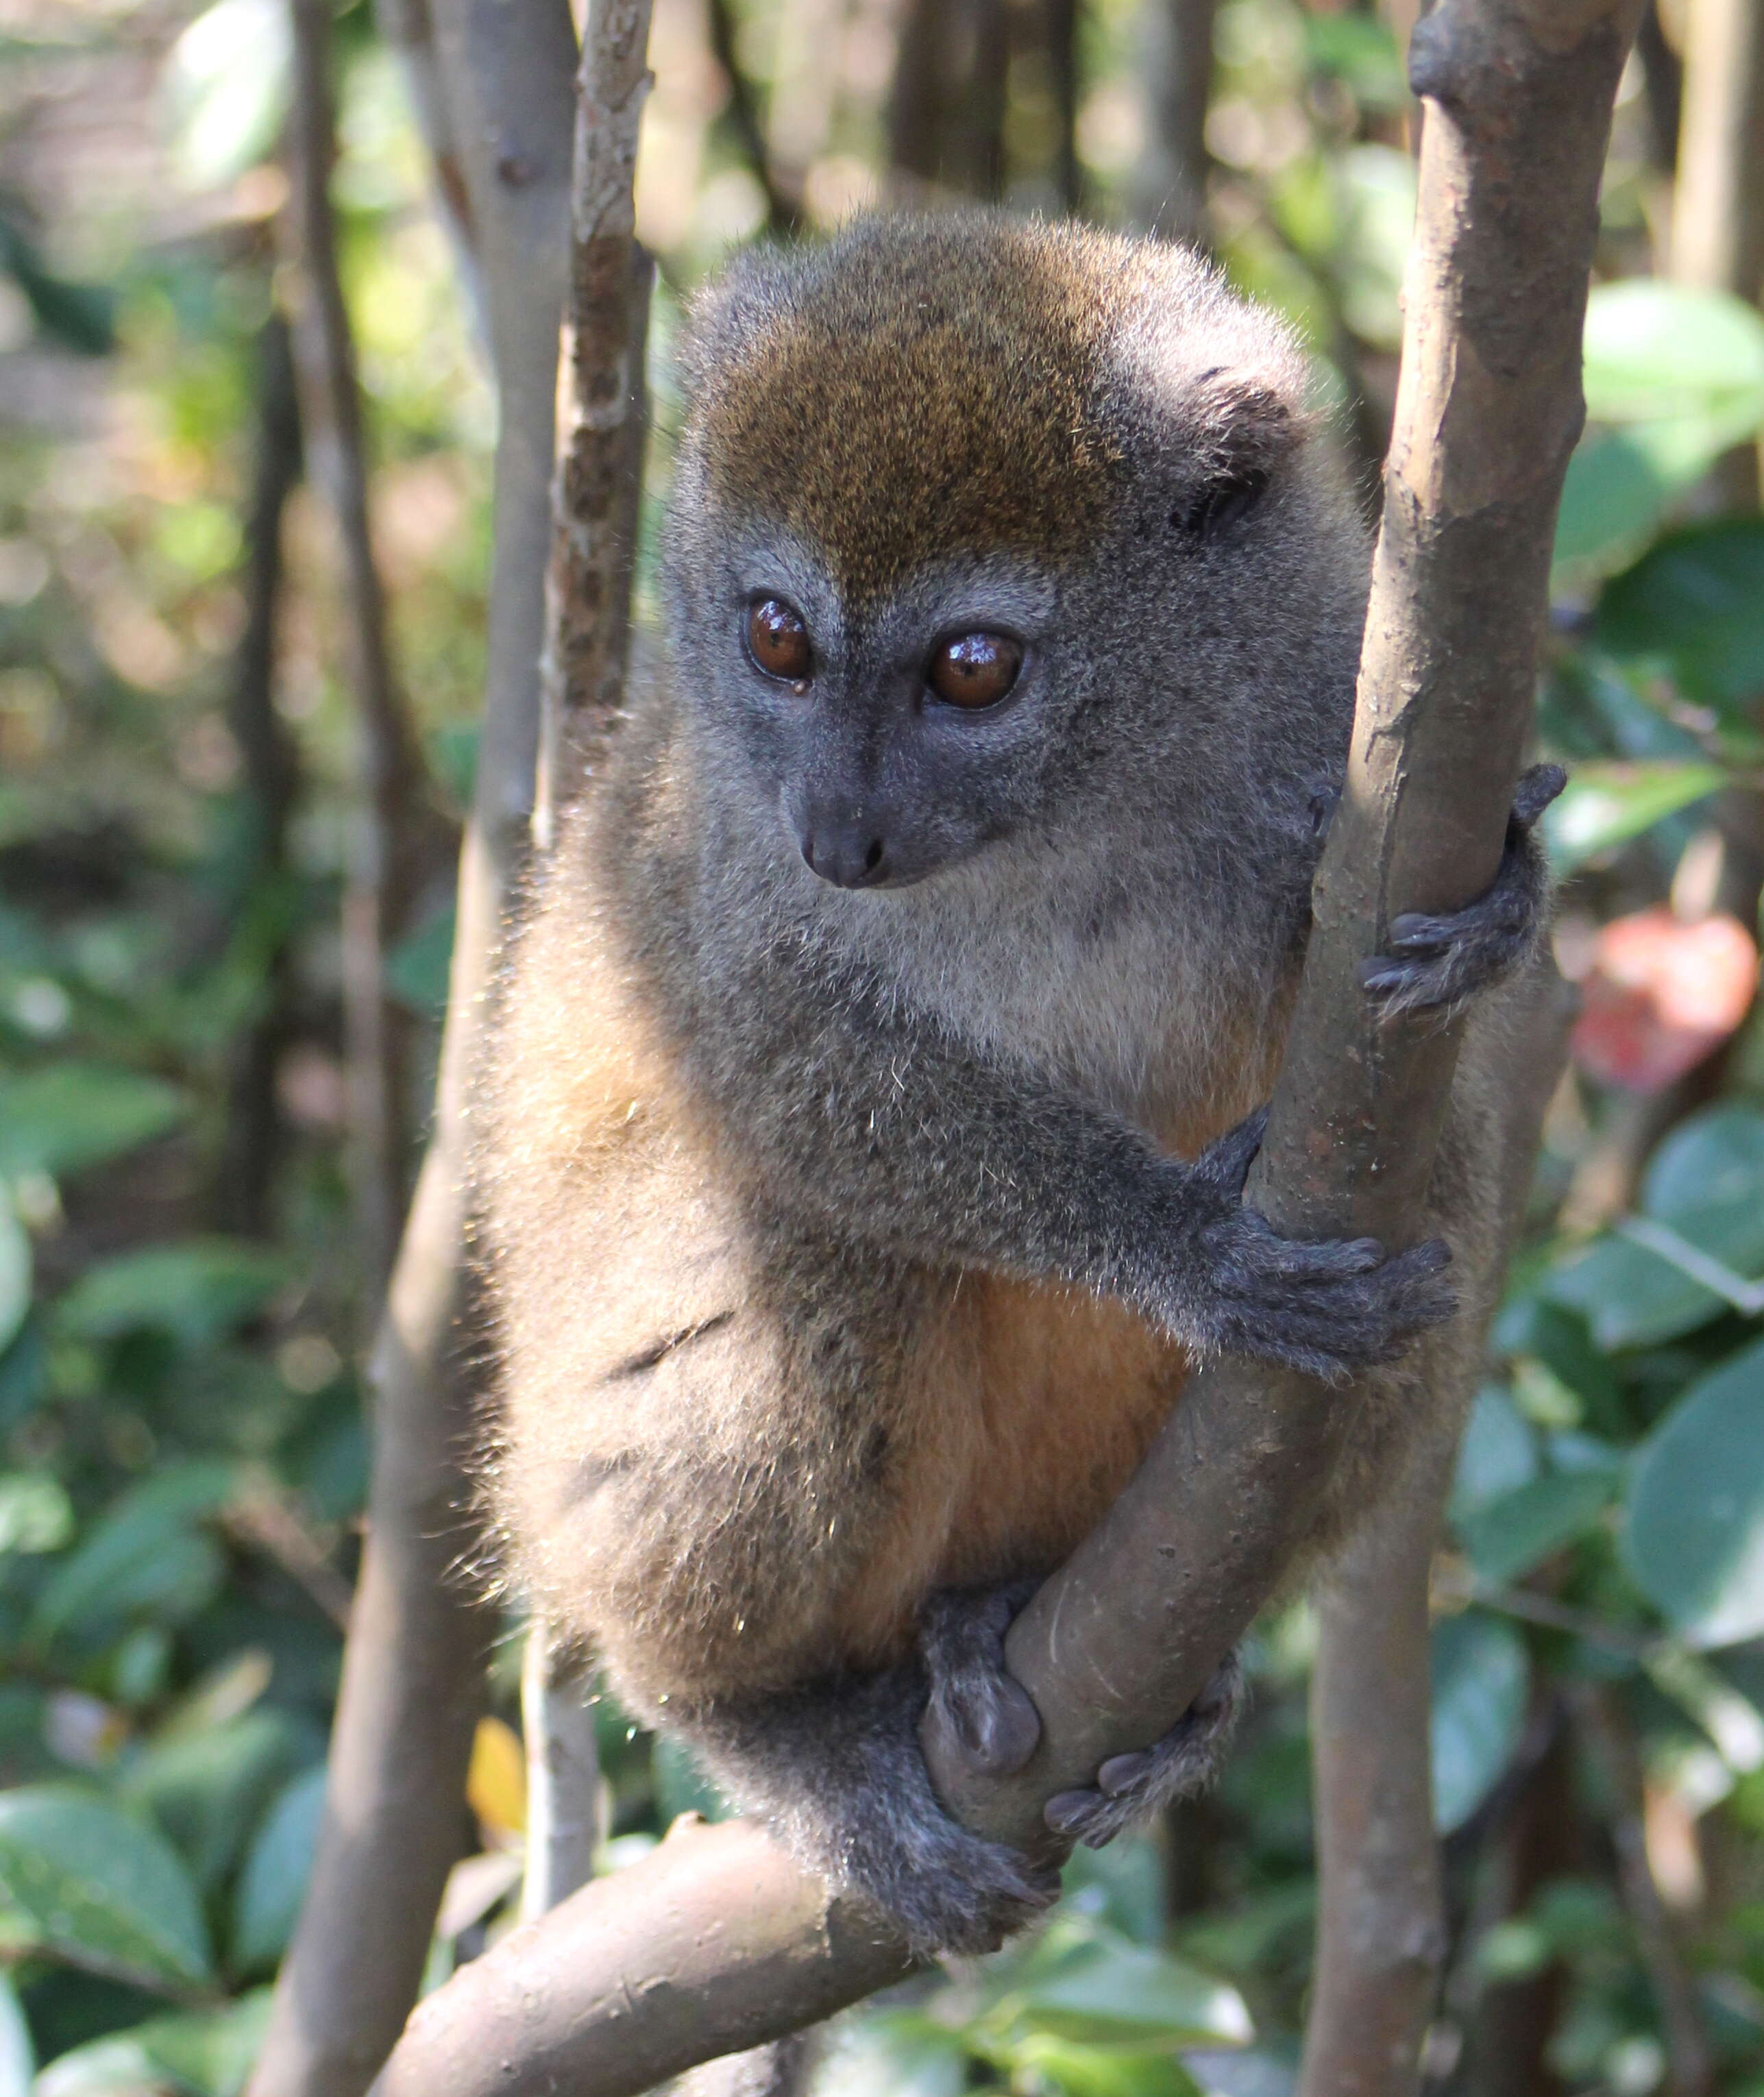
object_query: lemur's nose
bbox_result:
[801,820,888,889]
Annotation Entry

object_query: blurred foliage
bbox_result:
[0,0,1761,2091]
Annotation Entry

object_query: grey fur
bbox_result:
[473,214,1549,1957]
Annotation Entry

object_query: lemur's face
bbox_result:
[662,216,1338,894]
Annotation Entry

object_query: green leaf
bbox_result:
[56,1241,285,1349]
[385,900,455,1017]
[1642,1103,1764,1221]
[0,1787,212,1989]
[1000,2035,1205,2097]
[164,0,292,191]
[1580,280,1764,428]
[0,1193,27,1357]
[0,1065,186,1181]
[1432,1614,1528,1832]
[1541,761,1725,872]
[32,1462,234,1644]
[1458,1468,1617,1585]
[1451,1386,1539,1522]
[1060,1833,1168,1946]
[231,1763,326,1972]
[1596,519,1764,713]
[1543,1234,1724,1351]
[0,1973,31,2097]
[122,1710,310,1893]
[1012,1929,1253,2049]
[822,2012,968,2097]
[35,1991,269,2097]
[0,1471,73,1554]
[1625,1334,1764,1648]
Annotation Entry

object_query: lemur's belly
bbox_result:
[830,1273,1190,1674]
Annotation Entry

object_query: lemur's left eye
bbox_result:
[745,596,813,684]
[927,632,1022,710]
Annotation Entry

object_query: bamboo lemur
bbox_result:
[476,214,1558,1954]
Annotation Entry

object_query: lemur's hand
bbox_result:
[1144,1107,1455,1382]
[1360,762,1565,1019]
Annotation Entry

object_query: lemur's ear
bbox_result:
[1170,371,1306,541]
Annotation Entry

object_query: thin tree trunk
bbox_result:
[244,4,578,2092]
[284,0,436,1303]
[1299,964,1574,2097]
[1131,0,1218,245]
[1670,0,1764,506]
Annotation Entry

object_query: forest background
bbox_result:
[0,0,1762,2091]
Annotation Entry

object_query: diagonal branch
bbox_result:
[370,0,1640,2085]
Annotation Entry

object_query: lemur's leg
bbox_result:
[1039,1652,1246,1849]
[1359,763,1565,1018]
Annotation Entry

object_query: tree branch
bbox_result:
[367,0,1638,2087]
[244,5,578,2092]
[1300,962,1575,2097]
[535,0,657,838]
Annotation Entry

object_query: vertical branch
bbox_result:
[1669,0,1764,506]
[218,310,303,1239]
[535,0,657,840]
[1575,1685,1715,2097]
[284,0,434,1299]
[245,3,580,2092]
[1045,0,1083,213]
[519,1638,602,1919]
[1131,0,1219,245]
[519,0,656,1935]
[1299,965,1576,2097]
[705,0,803,230]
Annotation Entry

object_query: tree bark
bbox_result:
[367,0,1637,2087]
[1299,965,1575,2097]
[535,0,656,838]
[244,5,578,2094]
[1131,0,1219,245]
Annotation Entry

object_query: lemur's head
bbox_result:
[664,213,1367,894]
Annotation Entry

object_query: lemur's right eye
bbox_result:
[745,596,813,685]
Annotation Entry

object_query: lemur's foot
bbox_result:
[922,1579,1043,1778]
[1360,763,1565,1018]
[1175,1109,1456,1382]
[1042,1652,1245,1849]
[701,1650,1057,1959]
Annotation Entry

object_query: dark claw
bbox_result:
[921,1582,1044,1780]
[1042,1656,1246,1850]
[1097,1751,1149,1795]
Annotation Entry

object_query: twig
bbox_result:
[519,1641,602,1919]
[534,0,657,837]
[283,0,435,1303]
[244,4,578,2093]
[217,309,302,1239]
[223,1487,355,1632]
[703,0,803,231]
[369,0,1639,2087]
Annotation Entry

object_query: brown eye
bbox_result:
[745,596,812,684]
[927,631,1023,711]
